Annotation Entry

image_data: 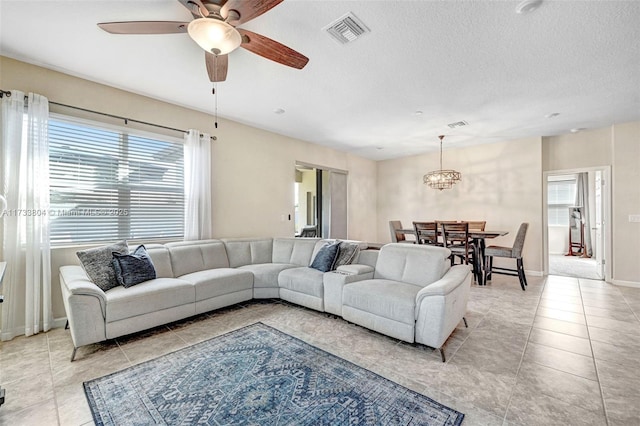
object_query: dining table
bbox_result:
[399,228,508,286]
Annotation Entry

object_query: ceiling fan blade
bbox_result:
[177,0,209,18]
[205,52,229,82]
[238,29,308,69]
[98,21,189,34]
[221,0,283,25]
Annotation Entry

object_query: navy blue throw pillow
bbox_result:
[112,245,156,288]
[310,241,341,272]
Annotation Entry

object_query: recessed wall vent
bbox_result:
[324,12,370,45]
[447,120,469,129]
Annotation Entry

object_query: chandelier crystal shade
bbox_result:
[188,18,242,55]
[423,135,462,190]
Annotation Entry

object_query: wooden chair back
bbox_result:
[441,222,472,264]
[466,221,487,231]
[412,221,438,245]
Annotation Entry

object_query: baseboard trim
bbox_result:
[611,280,640,288]
[525,270,544,277]
[53,316,68,329]
[0,316,68,341]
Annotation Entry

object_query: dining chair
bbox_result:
[412,221,439,245]
[483,223,529,291]
[389,220,414,243]
[440,222,472,264]
[467,221,486,231]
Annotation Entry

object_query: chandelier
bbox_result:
[423,135,462,190]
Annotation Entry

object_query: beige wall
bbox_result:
[377,137,544,273]
[612,121,640,284]
[0,56,378,323]
[542,127,612,171]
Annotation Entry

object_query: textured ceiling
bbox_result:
[1,0,639,160]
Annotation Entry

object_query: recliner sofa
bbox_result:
[60,238,471,362]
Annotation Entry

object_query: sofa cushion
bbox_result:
[112,245,157,288]
[278,267,325,298]
[237,263,297,288]
[272,238,320,266]
[166,240,229,277]
[142,244,174,279]
[179,268,254,301]
[222,238,273,267]
[105,277,194,323]
[77,240,129,291]
[310,241,340,272]
[373,244,450,287]
[343,279,421,325]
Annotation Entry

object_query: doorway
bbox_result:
[543,167,610,280]
[294,163,347,239]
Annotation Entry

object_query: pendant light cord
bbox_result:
[439,135,444,171]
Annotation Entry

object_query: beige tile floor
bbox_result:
[1,274,639,425]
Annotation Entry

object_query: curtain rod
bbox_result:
[0,89,216,141]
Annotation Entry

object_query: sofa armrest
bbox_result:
[335,264,374,276]
[414,265,472,349]
[60,265,108,349]
[323,266,374,316]
[60,266,107,311]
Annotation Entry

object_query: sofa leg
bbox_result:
[439,348,446,363]
[70,347,77,362]
[463,317,468,328]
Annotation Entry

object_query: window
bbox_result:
[49,116,184,245]
[547,178,577,226]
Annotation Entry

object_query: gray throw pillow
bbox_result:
[112,245,156,288]
[332,242,360,269]
[310,241,341,272]
[77,240,129,291]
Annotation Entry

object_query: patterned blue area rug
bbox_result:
[84,323,464,425]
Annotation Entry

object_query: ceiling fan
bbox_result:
[98,0,309,82]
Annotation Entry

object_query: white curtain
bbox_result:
[1,91,52,340]
[184,129,212,240]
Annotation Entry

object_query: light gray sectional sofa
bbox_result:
[60,238,472,362]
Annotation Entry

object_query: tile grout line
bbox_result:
[46,333,62,426]
[577,278,610,426]
[499,276,546,426]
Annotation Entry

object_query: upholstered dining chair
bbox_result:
[389,220,414,243]
[412,221,439,245]
[483,223,529,291]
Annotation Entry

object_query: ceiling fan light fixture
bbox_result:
[188,18,241,55]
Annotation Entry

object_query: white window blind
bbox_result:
[547,179,577,226]
[49,117,184,245]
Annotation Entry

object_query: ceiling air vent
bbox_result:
[447,120,469,129]
[324,12,370,45]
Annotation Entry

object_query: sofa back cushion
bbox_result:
[374,243,451,287]
[166,240,229,277]
[222,238,273,267]
[272,238,321,266]
[137,244,174,279]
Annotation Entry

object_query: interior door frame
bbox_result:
[295,161,349,238]
[542,166,612,281]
